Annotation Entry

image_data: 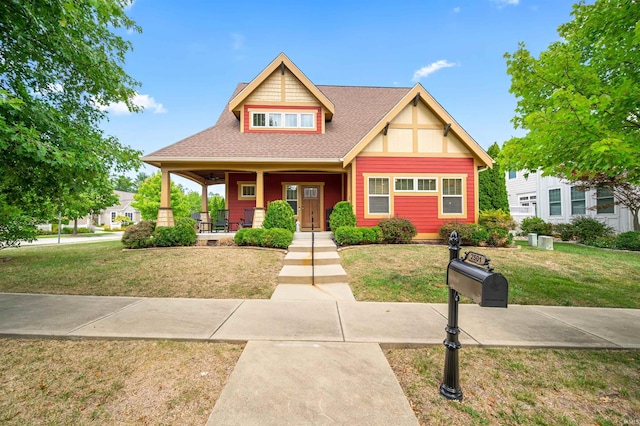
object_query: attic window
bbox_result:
[251,112,314,129]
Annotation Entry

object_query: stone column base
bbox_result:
[157,207,175,227]
[252,207,265,228]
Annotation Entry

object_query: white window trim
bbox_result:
[441,177,464,215]
[393,177,438,193]
[570,187,586,216]
[596,188,615,215]
[250,111,315,129]
[368,177,390,215]
[548,188,562,216]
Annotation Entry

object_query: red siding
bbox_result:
[227,172,256,224]
[355,156,477,235]
[243,105,323,134]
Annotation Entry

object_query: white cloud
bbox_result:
[231,32,245,50]
[491,0,520,6]
[453,6,461,13]
[412,60,457,82]
[99,93,167,115]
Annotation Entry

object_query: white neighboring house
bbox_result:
[506,170,634,234]
[96,190,141,229]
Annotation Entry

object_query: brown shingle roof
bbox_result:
[143,84,411,162]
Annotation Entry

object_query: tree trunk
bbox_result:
[633,209,639,232]
[73,218,78,236]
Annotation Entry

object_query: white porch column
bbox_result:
[157,170,175,227]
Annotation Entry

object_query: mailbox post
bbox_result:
[439,231,509,401]
[440,231,464,400]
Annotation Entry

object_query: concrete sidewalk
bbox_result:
[17,232,124,246]
[1,293,638,348]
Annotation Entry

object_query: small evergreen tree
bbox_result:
[479,143,510,212]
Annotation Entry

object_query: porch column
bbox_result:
[254,171,265,228]
[200,184,210,223]
[157,170,175,227]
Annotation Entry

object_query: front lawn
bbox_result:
[0,241,284,299]
[341,241,640,308]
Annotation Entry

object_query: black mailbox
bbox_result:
[447,258,508,308]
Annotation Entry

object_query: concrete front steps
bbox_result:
[272,232,355,301]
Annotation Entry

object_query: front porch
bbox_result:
[153,164,352,232]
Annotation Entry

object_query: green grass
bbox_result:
[0,241,284,298]
[341,242,640,308]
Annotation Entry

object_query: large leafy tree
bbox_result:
[112,175,136,192]
[132,173,196,220]
[479,143,510,212]
[62,183,120,235]
[501,1,640,189]
[0,0,142,217]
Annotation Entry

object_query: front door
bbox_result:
[301,185,321,230]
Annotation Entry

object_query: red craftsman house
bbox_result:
[142,53,493,239]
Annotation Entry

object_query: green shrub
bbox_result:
[469,224,489,246]
[554,223,575,241]
[243,228,265,246]
[520,217,553,236]
[362,226,382,244]
[379,217,417,244]
[113,215,133,225]
[60,227,94,234]
[334,226,364,246]
[262,200,296,233]
[571,216,614,244]
[485,228,513,247]
[234,228,249,245]
[615,231,640,251]
[478,209,516,231]
[152,218,197,247]
[262,228,293,249]
[121,220,155,249]
[591,235,616,249]
[329,201,356,231]
[439,222,472,244]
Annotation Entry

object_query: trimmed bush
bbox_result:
[152,218,197,247]
[554,223,575,241]
[591,235,616,249]
[262,228,293,249]
[234,228,249,245]
[520,217,553,236]
[334,226,364,246]
[362,226,382,244]
[243,228,265,246]
[379,217,417,244]
[262,200,296,233]
[615,231,640,251]
[478,209,516,231]
[329,201,356,231]
[571,216,614,244]
[121,220,155,249]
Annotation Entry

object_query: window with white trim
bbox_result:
[125,212,134,221]
[368,177,389,214]
[240,183,256,199]
[570,187,586,215]
[393,177,436,192]
[549,188,561,216]
[442,178,463,214]
[596,188,615,214]
[286,185,298,213]
[508,170,517,179]
[251,112,315,129]
[110,211,116,221]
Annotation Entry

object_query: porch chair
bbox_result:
[211,209,230,232]
[239,209,254,229]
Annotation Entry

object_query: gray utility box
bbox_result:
[447,259,508,308]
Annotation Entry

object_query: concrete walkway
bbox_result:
[17,231,124,246]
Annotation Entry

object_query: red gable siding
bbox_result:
[355,156,476,235]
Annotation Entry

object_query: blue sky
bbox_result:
[101,0,581,191]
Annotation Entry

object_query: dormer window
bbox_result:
[251,111,315,129]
